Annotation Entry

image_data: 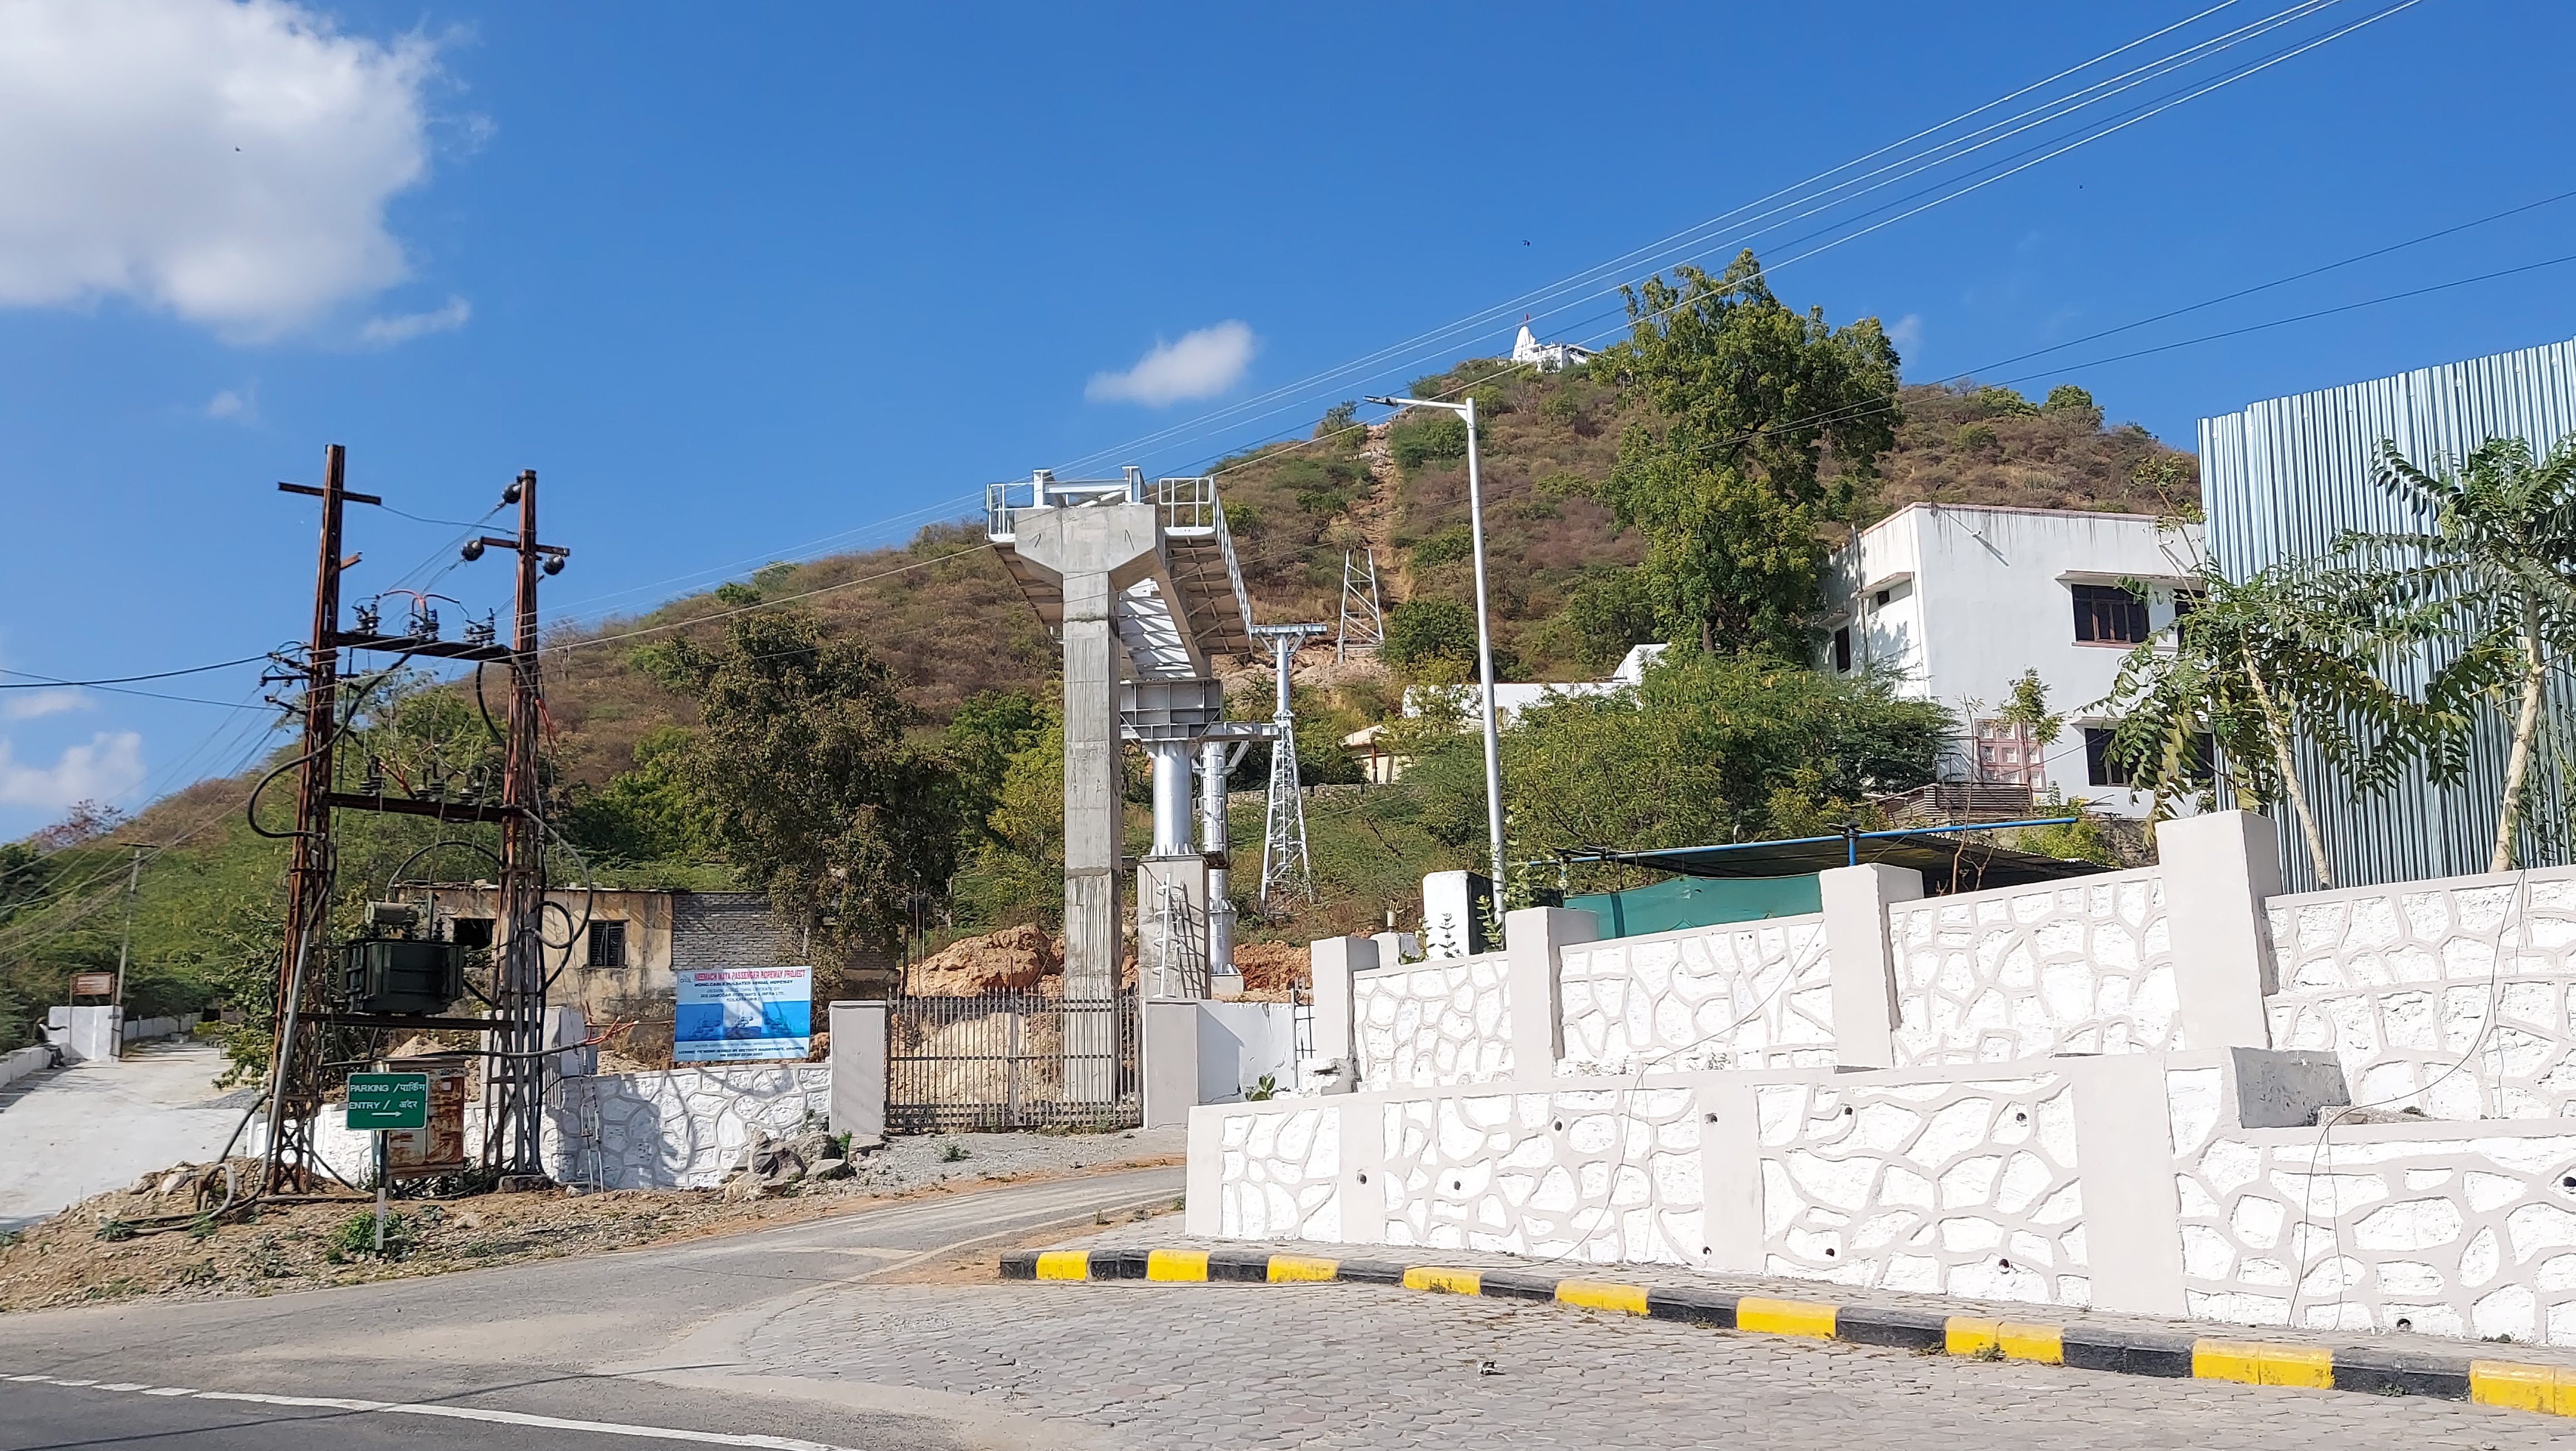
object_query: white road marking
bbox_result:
[7,1376,862,1449]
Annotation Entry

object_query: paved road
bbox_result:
[4,1161,2570,1449]
[0,1039,246,1232]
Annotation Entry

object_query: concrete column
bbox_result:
[1059,562,1123,1004]
[2158,809,2282,1050]
[1818,863,1924,1069]
[1142,999,1201,1129]
[827,1000,888,1140]
[1697,1075,1764,1271]
[2063,1053,2186,1314]
[1148,741,1193,856]
[1199,739,1238,989]
[1306,935,1375,1089]
[1502,907,1594,1076]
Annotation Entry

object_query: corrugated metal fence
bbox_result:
[2201,336,2576,891]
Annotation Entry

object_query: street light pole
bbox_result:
[1367,393,1507,894]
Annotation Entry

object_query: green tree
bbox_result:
[2097,561,2413,886]
[562,726,713,864]
[641,610,962,959]
[2338,434,2576,871]
[1587,251,1900,655]
[2042,384,2103,428]
[1407,650,1952,863]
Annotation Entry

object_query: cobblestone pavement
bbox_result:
[750,1277,2571,1449]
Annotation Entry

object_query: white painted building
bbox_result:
[1817,503,2203,817]
[1510,322,1592,372]
[1404,643,1666,728]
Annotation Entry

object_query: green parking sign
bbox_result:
[347,1072,429,1131]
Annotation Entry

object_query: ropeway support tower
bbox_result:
[1336,549,1383,661]
[984,468,1268,1020]
[1252,623,1325,909]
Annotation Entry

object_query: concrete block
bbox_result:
[2158,810,2282,1049]
[2062,1053,2188,1316]
[1142,999,1200,1129]
[1504,907,1595,1073]
[1307,936,1375,1067]
[2223,1046,2349,1128]
[1421,871,1495,958]
[825,1000,887,1140]
[1818,863,1923,1068]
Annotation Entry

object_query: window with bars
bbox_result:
[587,919,628,968]
[2071,583,2150,644]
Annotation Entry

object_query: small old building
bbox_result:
[417,887,897,1062]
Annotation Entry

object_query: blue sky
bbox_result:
[2,0,2573,839]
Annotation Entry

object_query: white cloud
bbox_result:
[359,295,469,345]
[2,688,91,721]
[1086,320,1256,406]
[204,384,256,421]
[0,0,438,341]
[1887,313,1924,356]
[0,731,144,810]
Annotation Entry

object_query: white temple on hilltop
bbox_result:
[1510,319,1593,372]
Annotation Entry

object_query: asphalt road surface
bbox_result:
[0,1165,1182,1451]
[6,1161,2573,1450]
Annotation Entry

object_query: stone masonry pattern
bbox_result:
[2167,1063,2576,1343]
[1352,957,1514,1089]
[2266,868,2576,1120]
[1557,917,1836,1075]
[1890,870,2178,1067]
[1380,1087,1702,1263]
[1754,1073,2089,1306]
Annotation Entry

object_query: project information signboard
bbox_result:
[674,966,812,1063]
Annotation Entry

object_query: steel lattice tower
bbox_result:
[1335,549,1383,661]
[1251,624,1325,908]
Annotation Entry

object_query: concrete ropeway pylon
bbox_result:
[985,468,1270,1038]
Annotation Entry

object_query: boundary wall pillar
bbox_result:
[2158,810,2282,1050]
[1818,863,1923,1068]
[1503,907,1596,1074]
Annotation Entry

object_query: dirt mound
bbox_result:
[906,926,1062,995]
[1234,942,1307,999]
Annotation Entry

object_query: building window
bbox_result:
[2087,727,2213,786]
[450,917,494,950]
[1832,626,1852,673]
[586,920,628,968]
[2084,728,2131,787]
[2071,583,2150,644]
[1974,719,2039,787]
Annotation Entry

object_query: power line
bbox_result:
[0,654,273,689]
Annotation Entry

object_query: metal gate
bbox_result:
[886,992,1140,1131]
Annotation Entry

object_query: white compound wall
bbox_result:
[1888,868,2179,1066]
[548,1064,832,1189]
[2265,866,2576,1120]
[1555,916,1836,1075]
[1349,955,1514,1089]
[2169,1060,2576,1343]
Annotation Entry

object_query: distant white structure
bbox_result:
[1403,642,1666,731]
[1817,503,2203,818]
[1511,321,1593,372]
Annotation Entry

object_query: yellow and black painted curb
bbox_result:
[1001,1247,2576,1419]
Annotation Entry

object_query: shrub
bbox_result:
[329,1209,412,1260]
[2041,384,2101,427]
[1953,422,1999,454]
[1388,414,1470,470]
[1382,599,1480,669]
[1970,386,2037,418]
[1410,527,1474,567]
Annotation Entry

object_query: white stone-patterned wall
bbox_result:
[1557,916,1835,1074]
[1214,1104,1340,1241]
[1379,1087,1702,1263]
[1754,1074,2088,1306]
[2168,1064,2576,1343]
[2265,868,2576,1120]
[1351,956,1513,1090]
[547,1064,832,1189]
[1889,869,2177,1066]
